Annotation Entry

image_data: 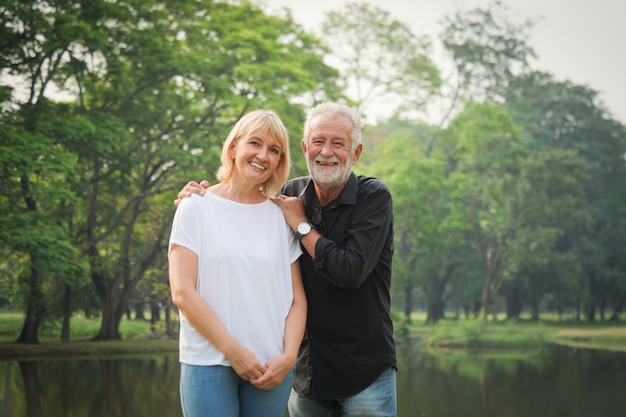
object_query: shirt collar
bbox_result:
[300,172,358,208]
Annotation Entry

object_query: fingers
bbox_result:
[239,360,269,384]
[250,368,280,390]
[230,348,266,381]
[175,180,208,207]
[176,189,191,200]
[269,194,285,204]
[173,192,191,207]
[249,363,266,379]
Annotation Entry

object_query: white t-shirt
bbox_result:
[169,192,302,366]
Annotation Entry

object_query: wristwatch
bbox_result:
[295,222,314,241]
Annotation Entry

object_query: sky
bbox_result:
[258,0,626,124]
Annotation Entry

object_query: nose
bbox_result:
[319,141,334,158]
[257,146,269,160]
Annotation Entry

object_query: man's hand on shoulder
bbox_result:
[173,180,210,207]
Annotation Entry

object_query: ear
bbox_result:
[301,139,307,155]
[229,141,237,159]
[352,143,363,164]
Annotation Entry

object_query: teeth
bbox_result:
[316,158,339,166]
[250,162,266,170]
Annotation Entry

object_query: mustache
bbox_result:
[314,156,340,164]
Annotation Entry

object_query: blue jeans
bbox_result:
[287,367,397,417]
[180,364,293,417]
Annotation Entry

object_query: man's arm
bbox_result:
[274,178,394,290]
[313,181,393,290]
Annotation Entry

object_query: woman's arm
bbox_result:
[251,260,307,390]
[169,243,266,380]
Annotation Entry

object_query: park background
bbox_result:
[1,0,625,352]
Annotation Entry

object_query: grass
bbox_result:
[1,310,625,360]
[396,312,626,352]
[0,310,179,360]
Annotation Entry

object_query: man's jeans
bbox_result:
[288,367,397,417]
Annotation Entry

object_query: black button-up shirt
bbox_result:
[281,172,396,401]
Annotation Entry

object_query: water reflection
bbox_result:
[395,336,626,417]
[0,356,182,417]
[1,340,625,417]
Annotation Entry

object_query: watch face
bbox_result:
[298,222,312,234]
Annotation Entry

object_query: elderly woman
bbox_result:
[168,109,306,417]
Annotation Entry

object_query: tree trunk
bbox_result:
[504,282,523,320]
[481,282,494,320]
[150,301,161,331]
[473,301,481,318]
[530,302,540,321]
[403,282,414,324]
[586,272,598,321]
[16,266,45,344]
[463,304,471,319]
[599,298,606,321]
[60,284,72,342]
[609,301,622,322]
[135,301,146,320]
[586,303,596,321]
[93,291,124,341]
[426,296,445,323]
[165,301,177,338]
[425,265,454,323]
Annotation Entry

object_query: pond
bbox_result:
[1,338,624,417]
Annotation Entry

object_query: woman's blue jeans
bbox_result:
[180,364,293,417]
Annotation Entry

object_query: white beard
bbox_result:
[306,153,353,189]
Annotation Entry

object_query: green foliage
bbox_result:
[505,71,626,319]
[0,0,340,341]
[321,2,441,117]
[440,1,536,106]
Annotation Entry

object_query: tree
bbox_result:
[365,121,450,322]
[1,0,340,341]
[444,99,595,319]
[504,149,589,320]
[321,2,440,119]
[505,71,626,321]
[438,1,535,123]
[0,102,89,343]
[77,0,340,340]
[443,101,527,318]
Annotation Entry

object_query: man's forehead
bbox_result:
[309,115,353,136]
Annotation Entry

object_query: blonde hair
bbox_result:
[216,109,291,197]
